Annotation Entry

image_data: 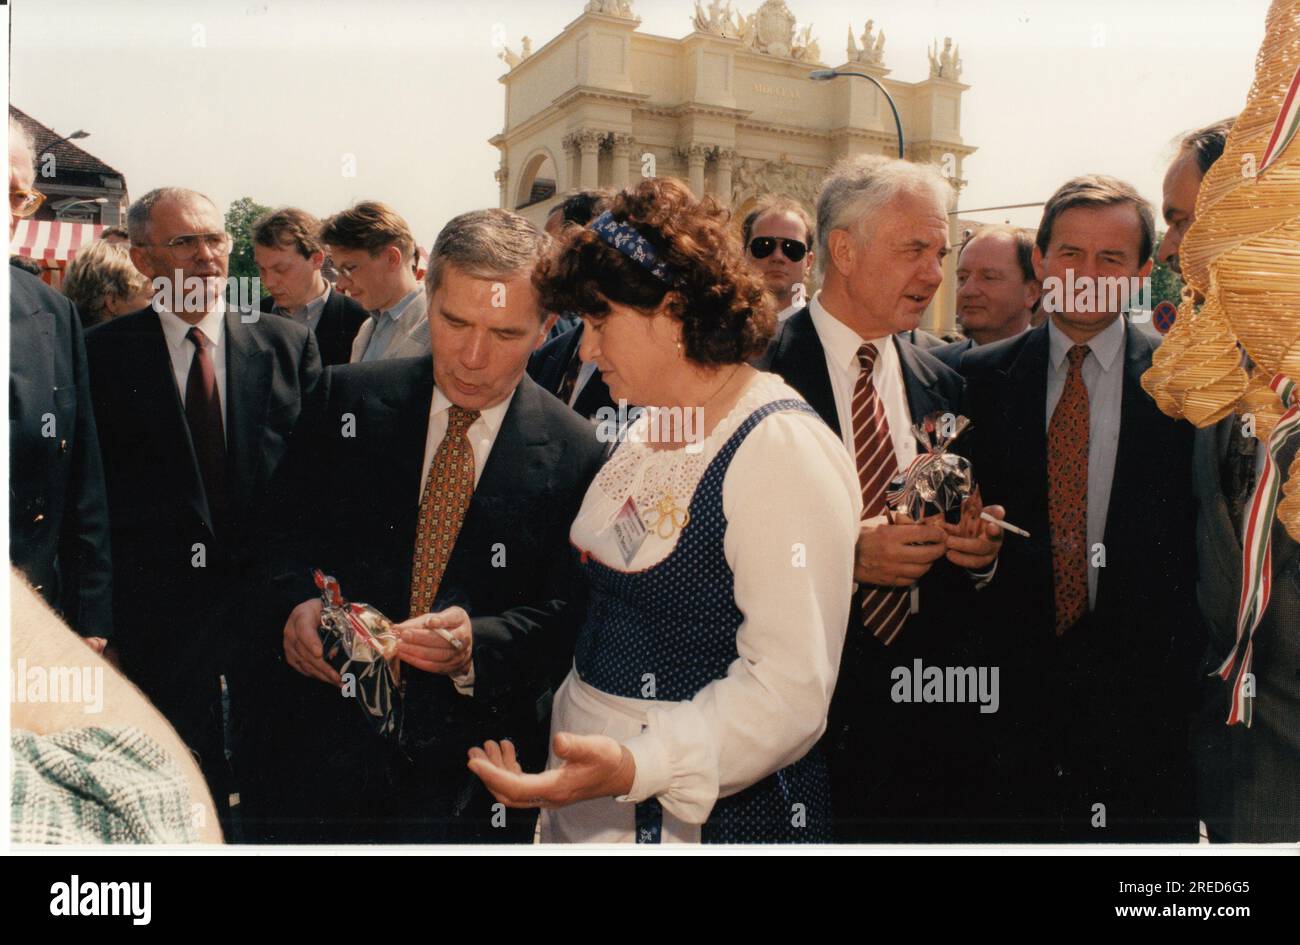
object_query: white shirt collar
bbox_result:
[430,383,514,437]
[809,290,895,372]
[156,300,226,353]
[1047,314,1125,372]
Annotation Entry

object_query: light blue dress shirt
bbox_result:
[360,286,423,363]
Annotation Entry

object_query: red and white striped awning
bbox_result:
[10,220,105,262]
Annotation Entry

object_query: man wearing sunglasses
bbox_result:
[8,116,113,651]
[742,196,815,323]
[83,186,323,836]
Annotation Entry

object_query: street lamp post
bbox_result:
[809,70,905,158]
[43,129,89,155]
[54,197,108,220]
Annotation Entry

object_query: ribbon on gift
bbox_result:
[1260,63,1300,174]
[1216,373,1300,726]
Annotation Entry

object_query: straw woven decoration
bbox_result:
[1141,0,1300,540]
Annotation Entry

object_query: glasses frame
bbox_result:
[9,187,46,218]
[135,231,234,260]
[748,236,808,262]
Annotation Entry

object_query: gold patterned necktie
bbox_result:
[409,404,480,617]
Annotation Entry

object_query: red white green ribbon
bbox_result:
[1215,373,1300,726]
[1260,64,1300,173]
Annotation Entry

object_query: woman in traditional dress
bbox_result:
[467,177,861,843]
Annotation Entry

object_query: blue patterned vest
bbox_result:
[574,399,832,843]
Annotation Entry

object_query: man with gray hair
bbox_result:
[84,185,323,835]
[266,208,606,843]
[9,114,113,648]
[758,153,1005,841]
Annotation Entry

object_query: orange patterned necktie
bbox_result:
[1048,344,1090,635]
[852,343,909,646]
[409,404,480,617]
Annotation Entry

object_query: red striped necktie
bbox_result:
[852,342,909,645]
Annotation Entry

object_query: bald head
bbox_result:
[127,188,219,247]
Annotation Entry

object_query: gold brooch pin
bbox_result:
[646,492,690,539]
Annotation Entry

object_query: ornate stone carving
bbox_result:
[847,19,885,65]
[730,156,822,208]
[498,36,532,70]
[692,0,743,37]
[732,1,819,62]
[678,142,712,164]
[928,37,961,79]
[564,128,604,154]
[607,132,635,153]
[585,0,636,19]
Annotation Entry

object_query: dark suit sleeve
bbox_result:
[60,300,113,638]
[469,548,588,703]
[262,347,332,629]
[468,437,603,703]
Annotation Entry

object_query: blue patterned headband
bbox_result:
[590,211,681,286]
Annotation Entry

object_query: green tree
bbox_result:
[225,196,271,290]
[1148,230,1182,310]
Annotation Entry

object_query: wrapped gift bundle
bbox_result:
[886,411,975,524]
[313,569,403,739]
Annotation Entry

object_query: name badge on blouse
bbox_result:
[610,496,649,567]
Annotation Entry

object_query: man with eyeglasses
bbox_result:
[83,186,323,836]
[8,116,113,650]
[320,201,429,363]
[741,196,815,323]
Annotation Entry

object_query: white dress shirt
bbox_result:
[1045,315,1125,608]
[156,303,228,437]
[776,300,803,323]
[808,292,917,474]
[418,386,515,497]
[540,373,862,842]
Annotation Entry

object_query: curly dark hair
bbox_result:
[532,177,774,366]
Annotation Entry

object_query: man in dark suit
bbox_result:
[269,209,605,844]
[932,225,1039,371]
[85,187,323,833]
[252,207,368,366]
[8,119,112,646]
[758,154,1004,842]
[528,321,616,421]
[527,189,617,419]
[959,176,1201,842]
[1157,118,1299,842]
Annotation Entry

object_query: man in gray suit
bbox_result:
[320,201,429,363]
[1161,117,1300,842]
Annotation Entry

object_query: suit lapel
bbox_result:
[223,310,274,510]
[473,375,552,502]
[439,375,555,606]
[134,310,215,532]
[996,327,1051,557]
[894,336,948,422]
[769,307,840,437]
